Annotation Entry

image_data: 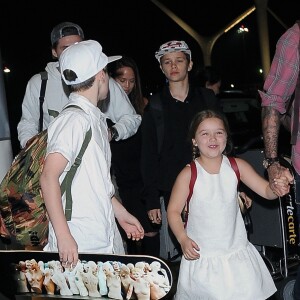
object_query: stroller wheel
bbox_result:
[278,277,296,300]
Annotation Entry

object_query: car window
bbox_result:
[219,90,291,156]
[220,94,262,151]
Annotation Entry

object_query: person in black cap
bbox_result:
[50,22,84,47]
[17,21,141,149]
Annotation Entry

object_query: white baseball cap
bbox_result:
[155,40,191,62]
[59,40,121,85]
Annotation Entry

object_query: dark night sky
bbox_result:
[0,0,299,153]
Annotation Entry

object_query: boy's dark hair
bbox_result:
[63,69,95,93]
[198,66,221,87]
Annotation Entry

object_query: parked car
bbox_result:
[219,89,291,157]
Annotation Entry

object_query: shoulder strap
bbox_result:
[184,157,240,228]
[291,21,300,144]
[149,93,164,154]
[59,105,92,220]
[62,127,92,220]
[184,160,197,228]
[228,156,240,186]
[39,71,48,133]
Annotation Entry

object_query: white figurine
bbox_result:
[102,261,123,300]
[48,260,72,296]
[97,261,108,296]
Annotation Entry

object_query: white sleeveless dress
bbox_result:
[174,156,276,300]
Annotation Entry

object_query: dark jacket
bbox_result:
[140,85,221,211]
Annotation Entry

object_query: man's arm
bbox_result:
[260,23,299,192]
[100,78,141,140]
[261,106,281,159]
[262,106,283,192]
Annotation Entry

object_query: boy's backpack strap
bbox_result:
[39,71,48,133]
[149,93,164,154]
[62,127,92,220]
[184,160,197,228]
[59,105,92,220]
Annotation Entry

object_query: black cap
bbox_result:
[50,22,84,46]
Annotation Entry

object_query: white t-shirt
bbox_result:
[43,93,124,254]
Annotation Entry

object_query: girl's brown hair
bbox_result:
[188,109,233,159]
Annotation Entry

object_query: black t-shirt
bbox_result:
[141,85,221,210]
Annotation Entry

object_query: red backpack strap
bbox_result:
[184,160,197,228]
[184,157,239,228]
[228,156,240,185]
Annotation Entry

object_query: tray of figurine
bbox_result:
[0,250,173,300]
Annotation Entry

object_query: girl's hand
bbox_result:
[268,165,294,196]
[180,236,200,260]
[273,176,291,197]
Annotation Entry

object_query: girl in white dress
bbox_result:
[167,110,293,300]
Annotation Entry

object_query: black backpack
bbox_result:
[38,71,48,133]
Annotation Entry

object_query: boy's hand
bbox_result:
[148,209,162,224]
[117,211,144,241]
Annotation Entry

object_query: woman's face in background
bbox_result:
[114,66,136,95]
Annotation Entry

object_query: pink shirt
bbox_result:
[259,22,300,174]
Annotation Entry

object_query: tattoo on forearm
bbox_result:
[261,107,280,157]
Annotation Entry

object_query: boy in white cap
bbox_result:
[40,40,144,265]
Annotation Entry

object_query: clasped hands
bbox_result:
[268,164,294,197]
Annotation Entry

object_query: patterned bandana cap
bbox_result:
[155,40,191,62]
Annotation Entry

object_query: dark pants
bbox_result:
[162,191,182,260]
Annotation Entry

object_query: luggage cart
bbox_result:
[238,150,300,300]
[262,188,299,299]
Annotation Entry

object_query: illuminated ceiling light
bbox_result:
[3,66,10,73]
[237,25,249,34]
[224,6,256,33]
